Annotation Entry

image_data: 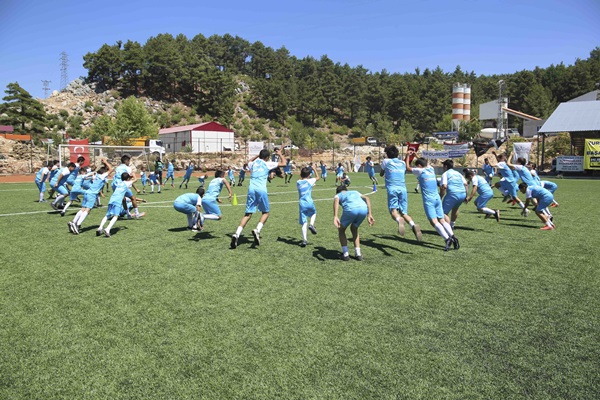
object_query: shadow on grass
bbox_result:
[168,227,193,232]
[372,234,443,251]
[277,236,305,247]
[361,237,412,255]
[188,232,218,241]
[505,223,543,229]
[312,246,343,261]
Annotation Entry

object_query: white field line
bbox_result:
[0,188,377,217]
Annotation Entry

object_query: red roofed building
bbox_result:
[159,122,235,153]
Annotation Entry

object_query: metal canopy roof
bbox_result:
[539,101,600,133]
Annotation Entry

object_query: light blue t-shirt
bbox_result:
[109,181,133,206]
[184,165,194,178]
[412,166,440,203]
[204,177,225,201]
[320,164,327,175]
[113,164,131,187]
[86,173,109,195]
[249,159,278,192]
[66,163,81,185]
[175,193,201,205]
[381,158,407,189]
[50,167,71,187]
[496,162,515,183]
[483,163,494,177]
[473,175,493,196]
[35,167,49,183]
[297,178,317,209]
[514,165,536,186]
[167,162,174,173]
[441,169,467,196]
[336,190,367,211]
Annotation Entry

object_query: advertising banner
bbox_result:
[248,141,264,156]
[584,139,600,169]
[443,142,469,151]
[556,156,584,172]
[512,142,532,163]
[68,139,90,166]
[421,149,469,159]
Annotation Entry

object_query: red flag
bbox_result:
[69,139,90,166]
[406,142,420,164]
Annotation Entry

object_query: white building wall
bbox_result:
[190,130,234,153]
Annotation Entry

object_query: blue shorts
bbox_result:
[54,185,69,195]
[183,173,192,180]
[542,181,557,193]
[106,203,123,218]
[536,195,554,211]
[474,191,493,209]
[69,190,84,201]
[423,198,444,220]
[82,192,98,209]
[202,198,221,216]
[299,203,316,225]
[387,186,408,214]
[336,172,343,178]
[36,181,46,192]
[368,172,375,178]
[245,188,269,213]
[166,172,174,179]
[141,176,148,186]
[174,201,197,215]
[442,193,466,214]
[340,207,368,229]
[149,176,158,184]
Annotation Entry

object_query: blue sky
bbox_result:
[1,0,598,100]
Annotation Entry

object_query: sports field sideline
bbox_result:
[0,173,598,399]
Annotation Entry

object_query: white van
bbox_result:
[366,137,377,145]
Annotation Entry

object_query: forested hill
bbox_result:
[82,33,599,142]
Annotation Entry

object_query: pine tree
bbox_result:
[0,82,47,133]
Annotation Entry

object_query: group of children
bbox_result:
[36,144,559,259]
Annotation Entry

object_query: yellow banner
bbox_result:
[584,139,600,169]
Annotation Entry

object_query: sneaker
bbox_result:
[355,255,363,261]
[540,225,554,231]
[230,235,238,249]
[135,212,146,219]
[60,211,65,217]
[252,229,260,246]
[340,254,350,261]
[191,225,200,233]
[67,221,74,233]
[551,202,559,208]
[300,240,307,247]
[502,195,510,202]
[398,222,405,237]
[484,214,492,219]
[452,236,460,250]
[308,225,317,235]
[103,229,111,238]
[50,202,58,210]
[39,199,47,203]
[414,188,419,193]
[74,224,81,234]
[96,228,102,237]
[412,224,422,241]
[142,190,146,194]
[494,210,500,222]
[444,238,453,252]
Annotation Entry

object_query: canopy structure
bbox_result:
[539,101,600,134]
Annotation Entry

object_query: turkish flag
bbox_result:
[406,142,420,164]
[69,139,90,166]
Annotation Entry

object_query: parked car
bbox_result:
[283,144,299,150]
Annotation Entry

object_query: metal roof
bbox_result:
[539,101,600,133]
[159,122,233,135]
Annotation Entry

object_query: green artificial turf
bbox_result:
[0,173,598,399]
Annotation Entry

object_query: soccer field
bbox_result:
[1,173,599,399]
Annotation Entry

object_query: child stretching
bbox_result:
[333,185,375,261]
[96,172,137,237]
[173,187,206,231]
[297,166,320,247]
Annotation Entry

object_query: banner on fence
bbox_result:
[248,141,264,157]
[584,139,600,169]
[68,139,90,166]
[512,142,532,162]
[421,149,469,159]
[443,142,469,151]
[556,156,584,172]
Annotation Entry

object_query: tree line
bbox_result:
[82,33,600,140]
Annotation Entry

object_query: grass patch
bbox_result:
[0,174,599,398]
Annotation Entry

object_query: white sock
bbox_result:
[78,210,88,225]
[302,223,308,241]
[481,207,496,215]
[518,200,525,209]
[256,222,264,233]
[235,226,243,237]
[72,210,83,224]
[355,247,362,256]
[409,220,415,227]
[99,216,108,230]
[310,214,317,226]
[151,184,154,192]
[204,214,220,220]
[442,221,454,236]
[106,216,118,231]
[39,192,44,201]
[63,201,72,213]
[134,207,139,216]
[187,214,194,227]
[434,223,450,240]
